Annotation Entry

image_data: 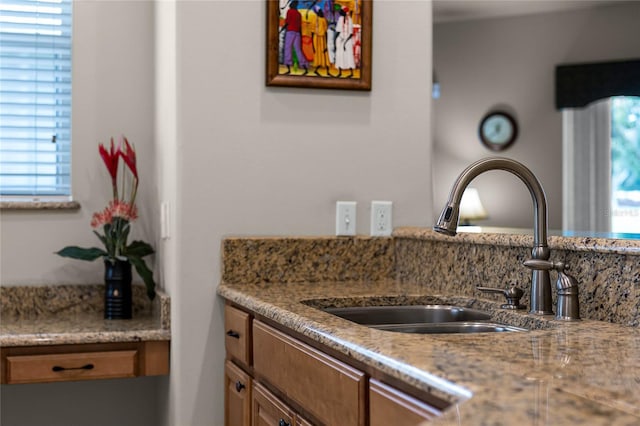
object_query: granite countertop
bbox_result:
[218,279,640,425]
[0,284,171,347]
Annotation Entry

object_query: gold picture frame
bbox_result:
[266,0,372,91]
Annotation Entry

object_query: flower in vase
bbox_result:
[56,136,156,300]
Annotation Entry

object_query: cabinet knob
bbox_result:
[278,420,290,426]
[235,381,245,392]
[226,330,240,339]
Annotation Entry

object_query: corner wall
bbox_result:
[168,1,433,424]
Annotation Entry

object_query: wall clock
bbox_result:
[478,111,518,151]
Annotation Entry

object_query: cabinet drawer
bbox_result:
[252,383,295,426]
[225,305,252,366]
[369,379,440,425]
[6,350,138,384]
[253,320,366,426]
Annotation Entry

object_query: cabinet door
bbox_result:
[252,383,295,426]
[225,360,252,426]
[253,320,365,426]
[369,379,440,425]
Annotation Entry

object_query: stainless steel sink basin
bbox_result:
[372,322,527,334]
[322,305,526,334]
[324,305,492,325]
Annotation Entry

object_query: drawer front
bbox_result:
[369,379,440,425]
[225,305,252,366]
[225,360,252,426]
[6,350,138,384]
[253,320,366,426]
[252,383,295,426]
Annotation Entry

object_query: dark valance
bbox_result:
[555,59,640,109]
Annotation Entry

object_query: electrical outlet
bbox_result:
[370,201,392,236]
[336,201,357,236]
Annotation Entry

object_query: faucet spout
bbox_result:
[434,157,554,315]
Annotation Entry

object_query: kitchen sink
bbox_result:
[324,305,492,325]
[371,322,527,334]
[322,305,526,334]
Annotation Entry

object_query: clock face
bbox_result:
[479,112,518,151]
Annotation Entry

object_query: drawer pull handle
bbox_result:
[278,420,290,426]
[226,330,240,339]
[52,364,95,372]
[235,381,245,392]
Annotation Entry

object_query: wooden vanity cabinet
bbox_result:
[224,303,439,425]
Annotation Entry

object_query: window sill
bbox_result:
[0,200,81,211]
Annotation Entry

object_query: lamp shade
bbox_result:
[459,188,488,224]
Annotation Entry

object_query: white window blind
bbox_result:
[0,0,72,197]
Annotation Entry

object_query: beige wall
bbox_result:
[1,1,434,425]
[0,2,162,426]
[0,0,158,285]
[433,2,640,230]
[169,1,433,424]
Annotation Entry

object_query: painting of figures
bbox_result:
[266,0,372,90]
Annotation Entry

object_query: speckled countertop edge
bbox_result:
[0,287,171,347]
[218,280,640,425]
[394,227,640,255]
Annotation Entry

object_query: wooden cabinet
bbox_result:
[1,341,169,385]
[252,383,295,426]
[369,379,439,425]
[225,304,252,367]
[225,360,252,426]
[252,383,312,426]
[253,320,366,426]
[223,303,442,426]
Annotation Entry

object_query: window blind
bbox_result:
[0,0,72,197]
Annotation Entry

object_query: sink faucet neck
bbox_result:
[435,157,548,249]
[434,157,554,315]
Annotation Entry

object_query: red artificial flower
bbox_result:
[98,137,120,183]
[121,136,138,181]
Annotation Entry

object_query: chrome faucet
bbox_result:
[434,157,554,315]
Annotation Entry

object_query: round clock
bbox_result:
[478,111,518,151]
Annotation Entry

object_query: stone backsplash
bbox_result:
[220,229,639,326]
[394,228,640,326]
[222,236,394,284]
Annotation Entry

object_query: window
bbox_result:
[562,96,640,235]
[0,0,72,199]
[611,96,640,233]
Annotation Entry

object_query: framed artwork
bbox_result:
[266,0,372,91]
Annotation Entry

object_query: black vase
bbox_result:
[104,259,132,319]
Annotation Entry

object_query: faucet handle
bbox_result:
[523,259,565,271]
[525,259,581,320]
[555,271,581,321]
[476,285,526,310]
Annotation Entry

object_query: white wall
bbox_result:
[0,1,161,425]
[432,2,640,230]
[1,0,434,425]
